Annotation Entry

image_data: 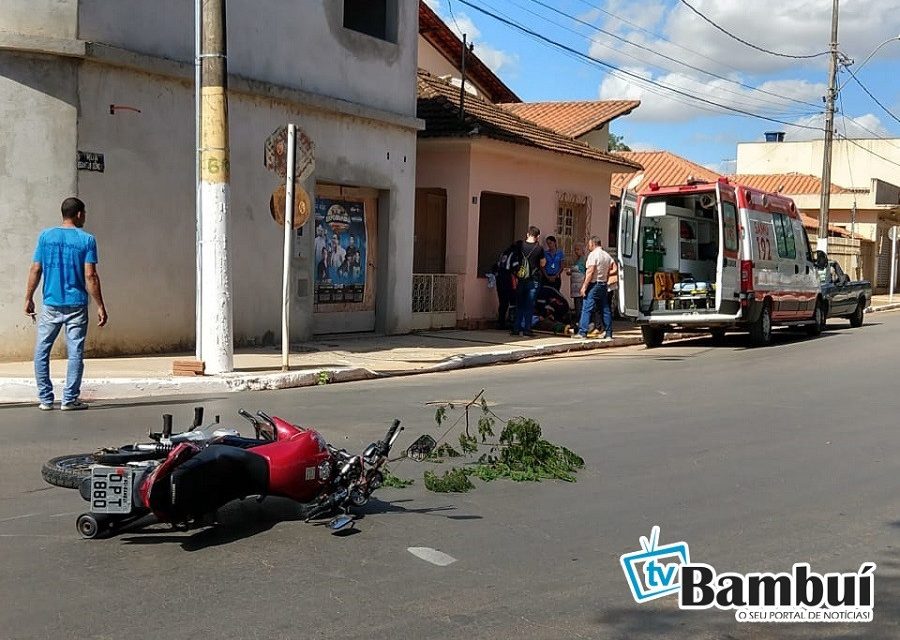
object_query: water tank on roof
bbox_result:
[764,131,786,143]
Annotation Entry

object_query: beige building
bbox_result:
[737,138,900,291]
[1,1,421,358]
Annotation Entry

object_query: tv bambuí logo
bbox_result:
[620,526,876,623]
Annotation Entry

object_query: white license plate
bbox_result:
[90,466,133,514]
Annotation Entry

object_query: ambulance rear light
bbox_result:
[740,260,753,292]
[649,182,660,191]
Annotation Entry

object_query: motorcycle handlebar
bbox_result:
[384,419,403,450]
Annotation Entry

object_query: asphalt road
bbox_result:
[1,313,899,640]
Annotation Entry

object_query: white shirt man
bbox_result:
[575,236,614,341]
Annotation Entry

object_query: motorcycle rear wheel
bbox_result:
[42,453,96,489]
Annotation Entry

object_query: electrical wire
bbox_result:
[522,0,823,112]
[835,133,900,170]
[446,0,466,40]
[455,0,825,131]
[844,67,900,126]
[677,0,830,60]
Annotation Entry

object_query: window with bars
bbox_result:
[555,195,589,263]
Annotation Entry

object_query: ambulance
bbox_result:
[617,178,824,347]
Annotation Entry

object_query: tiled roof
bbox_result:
[498,100,640,138]
[728,173,852,195]
[419,1,520,104]
[610,150,720,195]
[416,71,643,170]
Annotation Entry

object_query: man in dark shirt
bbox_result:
[512,226,546,337]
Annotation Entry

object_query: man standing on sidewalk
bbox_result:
[24,197,108,410]
[575,236,613,342]
[512,226,545,337]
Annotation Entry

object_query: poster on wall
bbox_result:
[314,198,367,304]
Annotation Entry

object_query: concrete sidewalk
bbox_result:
[5,300,898,405]
[0,323,647,404]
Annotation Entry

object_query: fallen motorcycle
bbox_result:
[42,408,435,539]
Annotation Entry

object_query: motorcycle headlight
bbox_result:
[317,460,332,481]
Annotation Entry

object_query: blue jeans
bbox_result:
[579,282,612,337]
[34,305,88,404]
[514,279,541,333]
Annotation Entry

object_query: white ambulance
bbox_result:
[617,178,824,347]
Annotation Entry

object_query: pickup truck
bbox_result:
[815,253,871,328]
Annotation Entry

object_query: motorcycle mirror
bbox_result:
[406,434,437,462]
[327,514,354,532]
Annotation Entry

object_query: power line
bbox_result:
[455,0,825,131]
[519,0,823,112]
[844,66,900,126]
[835,133,900,170]
[446,0,465,40]
[677,0,830,60]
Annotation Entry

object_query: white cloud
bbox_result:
[597,65,826,123]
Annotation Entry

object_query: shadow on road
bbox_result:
[117,496,478,551]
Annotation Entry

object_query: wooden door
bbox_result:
[414,188,447,273]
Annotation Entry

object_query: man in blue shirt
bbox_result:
[24,197,108,410]
[542,235,565,291]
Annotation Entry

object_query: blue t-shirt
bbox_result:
[32,227,98,307]
[544,249,564,277]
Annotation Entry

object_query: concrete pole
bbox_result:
[282,124,296,372]
[200,0,233,373]
[194,0,202,361]
[817,0,840,254]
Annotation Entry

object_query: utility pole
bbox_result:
[199,0,234,373]
[458,34,473,119]
[817,0,840,254]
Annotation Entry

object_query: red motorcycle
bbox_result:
[64,409,434,539]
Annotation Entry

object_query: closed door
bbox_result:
[414,188,447,273]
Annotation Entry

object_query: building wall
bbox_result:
[0,50,79,358]
[0,1,419,358]
[416,139,614,321]
[78,1,418,117]
[577,124,610,152]
[417,36,489,100]
[736,139,900,190]
[0,0,78,38]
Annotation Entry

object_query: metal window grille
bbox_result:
[412,274,457,313]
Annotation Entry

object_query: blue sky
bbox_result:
[427,0,900,173]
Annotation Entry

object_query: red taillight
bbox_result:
[740,260,753,292]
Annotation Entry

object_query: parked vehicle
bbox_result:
[617,179,823,347]
[816,253,871,328]
[43,408,435,539]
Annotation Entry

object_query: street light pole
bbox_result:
[199,0,234,373]
[817,0,840,254]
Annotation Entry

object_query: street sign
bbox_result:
[264,124,315,180]
[270,184,311,229]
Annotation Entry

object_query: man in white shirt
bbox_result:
[575,235,614,341]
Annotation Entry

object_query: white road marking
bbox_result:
[407,547,457,566]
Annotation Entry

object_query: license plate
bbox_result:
[90,466,133,514]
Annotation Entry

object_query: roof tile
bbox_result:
[417,71,642,170]
[498,100,640,138]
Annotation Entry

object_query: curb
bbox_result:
[867,303,900,313]
[0,334,649,404]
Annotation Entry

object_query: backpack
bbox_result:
[517,243,538,280]
[496,244,521,275]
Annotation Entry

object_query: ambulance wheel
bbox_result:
[76,513,102,539]
[806,300,824,336]
[641,326,664,348]
[749,303,772,347]
[849,299,865,328]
